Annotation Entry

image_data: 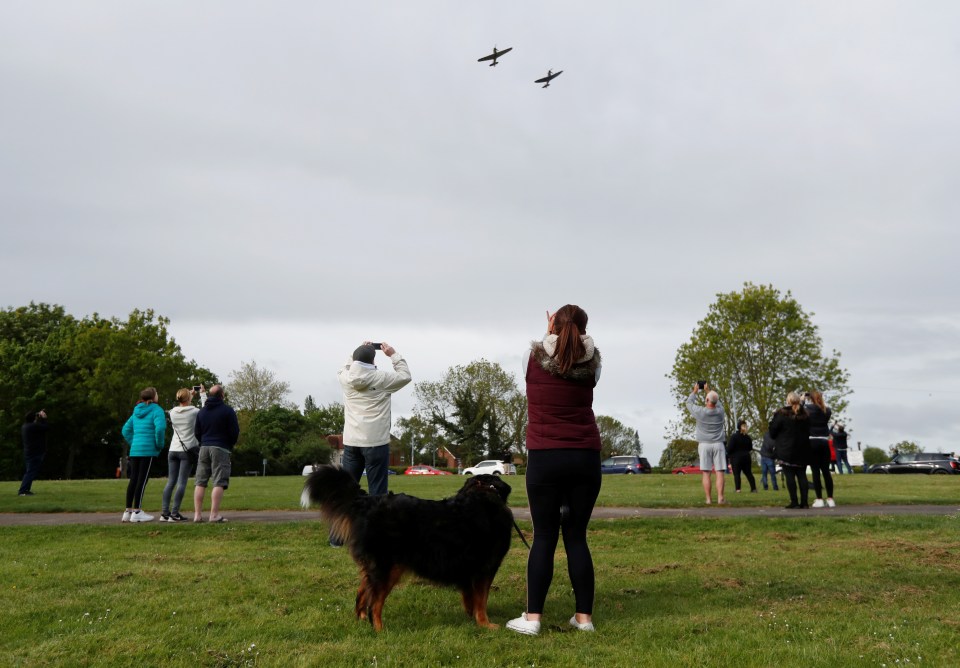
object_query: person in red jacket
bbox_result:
[507,305,602,636]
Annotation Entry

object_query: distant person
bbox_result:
[121,388,166,522]
[769,392,810,509]
[333,341,412,543]
[686,383,727,504]
[161,385,206,522]
[831,423,853,475]
[192,384,239,523]
[19,409,49,496]
[727,420,757,493]
[805,390,835,508]
[507,304,601,636]
[759,430,779,491]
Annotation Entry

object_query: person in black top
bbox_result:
[727,420,757,493]
[759,430,780,491]
[805,390,835,507]
[769,393,811,509]
[830,423,853,474]
[19,410,49,496]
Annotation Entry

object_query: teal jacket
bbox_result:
[122,402,166,457]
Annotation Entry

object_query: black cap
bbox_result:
[352,344,376,364]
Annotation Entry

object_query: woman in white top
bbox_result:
[161,385,206,522]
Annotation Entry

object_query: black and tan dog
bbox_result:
[301,466,514,631]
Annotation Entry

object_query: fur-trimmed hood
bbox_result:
[530,336,601,382]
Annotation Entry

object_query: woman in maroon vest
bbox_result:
[506,304,602,636]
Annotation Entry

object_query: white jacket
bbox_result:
[338,353,411,447]
[168,393,207,452]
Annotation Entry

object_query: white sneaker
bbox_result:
[506,613,541,636]
[812,499,825,508]
[129,510,155,523]
[121,511,131,523]
[569,615,595,631]
[826,498,836,508]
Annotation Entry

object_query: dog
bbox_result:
[301,466,514,631]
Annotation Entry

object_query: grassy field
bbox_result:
[2,514,959,667]
[1,474,959,666]
[2,471,959,514]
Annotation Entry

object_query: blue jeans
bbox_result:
[834,449,853,474]
[19,452,45,494]
[341,444,391,496]
[162,451,192,515]
[760,457,779,490]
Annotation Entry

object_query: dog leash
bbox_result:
[512,518,531,550]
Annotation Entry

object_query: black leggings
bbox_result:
[525,449,602,615]
[809,438,834,499]
[782,464,809,507]
[126,456,154,509]
[730,453,757,492]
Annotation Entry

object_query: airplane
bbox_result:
[477,46,513,67]
[535,69,563,88]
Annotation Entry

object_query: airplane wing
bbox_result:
[535,75,550,83]
[478,46,512,62]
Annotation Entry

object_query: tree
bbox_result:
[658,438,699,469]
[863,447,887,467]
[667,283,851,443]
[888,440,920,456]
[412,360,524,464]
[395,414,446,465]
[303,395,319,415]
[227,360,291,412]
[305,402,345,437]
[596,415,642,460]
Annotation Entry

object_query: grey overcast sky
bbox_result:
[2,2,958,464]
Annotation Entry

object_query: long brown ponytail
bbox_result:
[551,304,589,374]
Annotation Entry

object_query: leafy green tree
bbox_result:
[413,360,524,464]
[237,405,306,474]
[658,438,699,469]
[395,414,446,465]
[888,440,920,456]
[667,283,851,442]
[596,415,642,460]
[863,447,888,467]
[305,402,344,437]
[303,395,319,415]
[227,360,291,412]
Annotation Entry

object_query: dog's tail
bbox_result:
[300,465,364,543]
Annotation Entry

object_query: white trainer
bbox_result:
[121,511,131,523]
[569,615,595,631]
[129,510,155,523]
[506,613,541,636]
[812,499,825,508]
[826,498,836,508]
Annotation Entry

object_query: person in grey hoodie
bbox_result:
[161,385,206,522]
[686,383,727,504]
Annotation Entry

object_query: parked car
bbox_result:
[302,464,319,476]
[403,465,452,476]
[461,460,517,476]
[601,455,651,474]
[867,453,960,474]
[672,465,702,475]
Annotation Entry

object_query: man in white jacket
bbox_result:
[338,341,412,497]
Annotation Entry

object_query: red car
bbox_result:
[403,465,452,476]
[672,464,733,475]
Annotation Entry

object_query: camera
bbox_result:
[370,343,382,350]
[193,385,202,392]
[697,380,706,389]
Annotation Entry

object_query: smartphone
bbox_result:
[697,380,706,389]
[193,385,202,392]
[371,343,382,350]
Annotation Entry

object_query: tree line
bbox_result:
[5,284,876,479]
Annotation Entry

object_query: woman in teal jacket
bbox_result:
[121,387,166,523]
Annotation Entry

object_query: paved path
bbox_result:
[0,504,957,526]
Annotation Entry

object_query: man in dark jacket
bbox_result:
[192,385,240,522]
[759,430,780,491]
[19,410,49,496]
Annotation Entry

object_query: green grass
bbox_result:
[2,472,958,514]
[2,515,959,666]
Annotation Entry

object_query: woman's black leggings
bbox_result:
[126,456,154,509]
[782,464,809,507]
[809,438,834,499]
[524,449,602,615]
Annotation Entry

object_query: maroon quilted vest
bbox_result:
[525,349,601,451]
